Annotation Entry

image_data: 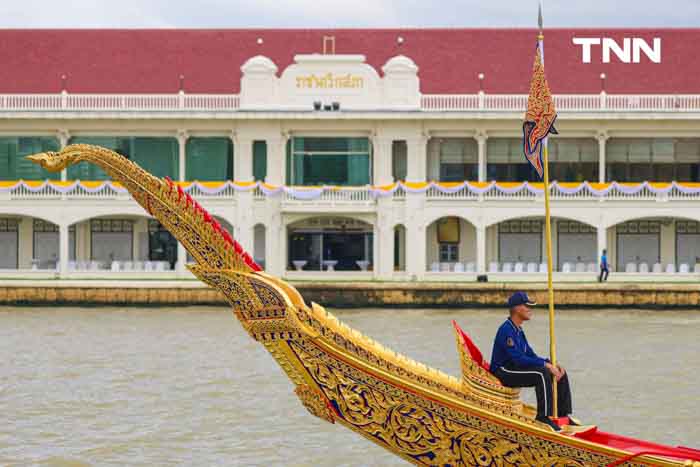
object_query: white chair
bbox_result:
[132,261,144,271]
[67,260,77,272]
[155,261,168,272]
[526,262,537,273]
[638,263,649,274]
[489,262,499,273]
[89,261,101,271]
[454,262,465,272]
[356,260,370,271]
[123,261,134,272]
[440,262,451,272]
[652,263,663,273]
[562,262,572,273]
[539,262,547,273]
[292,260,307,271]
[502,262,513,273]
[575,262,586,273]
[110,261,120,272]
[679,263,690,273]
[695,263,700,273]
[665,263,676,274]
[514,262,525,273]
[625,263,637,273]
[587,263,597,273]
[465,262,476,272]
[144,261,154,272]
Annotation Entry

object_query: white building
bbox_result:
[1,29,700,281]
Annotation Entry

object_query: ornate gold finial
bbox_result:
[25,152,64,172]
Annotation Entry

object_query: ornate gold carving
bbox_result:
[28,144,253,273]
[453,326,523,413]
[28,147,683,467]
[295,384,336,424]
[290,339,630,467]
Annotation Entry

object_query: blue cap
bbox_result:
[507,291,536,308]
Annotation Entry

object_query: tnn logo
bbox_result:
[572,38,661,63]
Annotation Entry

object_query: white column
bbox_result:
[59,223,69,277]
[476,225,486,274]
[58,129,70,181]
[177,130,188,182]
[266,135,288,185]
[406,224,426,279]
[234,136,254,182]
[264,210,284,276]
[376,200,394,279]
[372,136,393,186]
[597,225,607,268]
[404,194,426,278]
[176,242,187,276]
[598,132,608,183]
[406,134,428,183]
[476,132,488,182]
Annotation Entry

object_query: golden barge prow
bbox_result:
[29,145,700,466]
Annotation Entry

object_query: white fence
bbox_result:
[282,187,373,203]
[1,92,699,112]
[0,93,240,112]
[4,182,700,203]
[420,93,700,112]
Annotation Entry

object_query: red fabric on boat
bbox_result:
[452,321,490,372]
[573,428,700,463]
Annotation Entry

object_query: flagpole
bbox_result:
[538,1,559,420]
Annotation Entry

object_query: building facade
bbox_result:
[1,29,700,281]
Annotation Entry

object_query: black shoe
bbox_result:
[568,416,581,426]
[536,416,561,432]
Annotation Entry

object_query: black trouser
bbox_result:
[494,366,572,419]
[599,265,609,282]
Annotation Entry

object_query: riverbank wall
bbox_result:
[1,280,699,308]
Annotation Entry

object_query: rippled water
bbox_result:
[1,306,698,466]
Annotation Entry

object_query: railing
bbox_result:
[0,92,240,112]
[1,92,699,112]
[2,181,700,202]
[425,185,478,200]
[420,93,700,112]
[282,186,373,203]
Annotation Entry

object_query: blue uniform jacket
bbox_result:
[490,318,548,372]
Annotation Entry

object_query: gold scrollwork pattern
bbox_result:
[290,339,629,467]
[27,147,665,467]
[295,384,336,424]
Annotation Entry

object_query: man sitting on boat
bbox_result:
[490,291,576,432]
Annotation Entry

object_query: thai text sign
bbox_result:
[296,73,364,89]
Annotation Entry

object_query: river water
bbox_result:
[1,306,698,466]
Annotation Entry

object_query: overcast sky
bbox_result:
[2,0,699,28]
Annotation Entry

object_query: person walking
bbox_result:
[599,249,609,282]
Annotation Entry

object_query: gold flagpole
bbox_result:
[538,2,559,420]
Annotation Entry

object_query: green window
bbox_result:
[253,141,267,182]
[607,138,700,182]
[186,137,233,181]
[0,137,60,180]
[286,137,371,186]
[67,137,178,180]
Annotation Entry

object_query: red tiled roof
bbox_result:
[0,28,698,94]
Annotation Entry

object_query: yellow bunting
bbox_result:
[198,181,227,189]
[402,181,429,190]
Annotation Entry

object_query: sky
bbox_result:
[1,0,699,28]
